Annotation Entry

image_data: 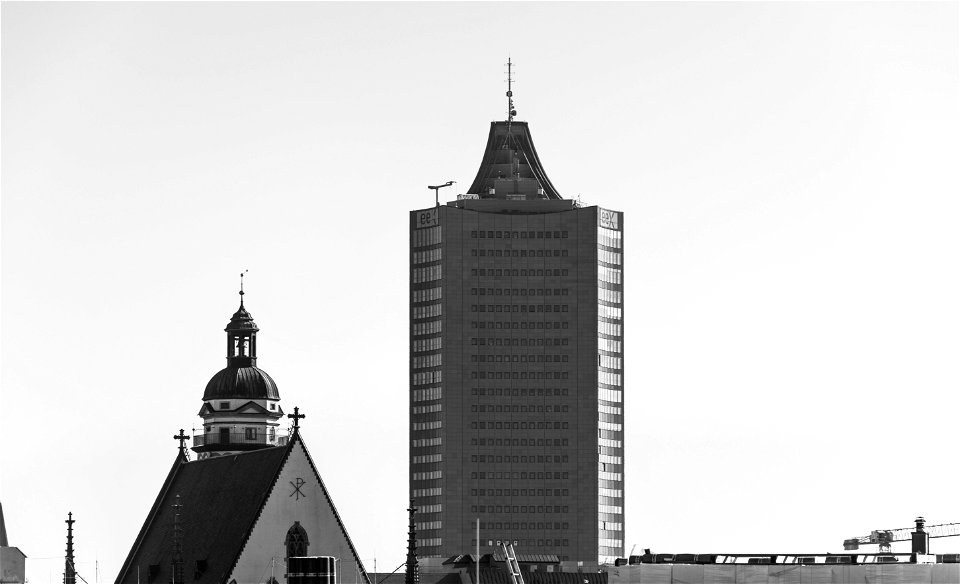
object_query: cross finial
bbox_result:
[174,429,189,453]
[288,406,305,432]
[66,511,75,527]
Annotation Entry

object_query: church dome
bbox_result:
[203,366,280,401]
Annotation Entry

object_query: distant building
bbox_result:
[409,90,625,565]
[115,292,370,584]
[0,502,27,584]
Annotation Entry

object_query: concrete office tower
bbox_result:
[409,113,624,566]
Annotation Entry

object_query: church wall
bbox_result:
[229,441,366,584]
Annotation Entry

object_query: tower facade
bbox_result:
[192,291,285,459]
[409,117,624,565]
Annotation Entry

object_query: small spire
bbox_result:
[506,57,517,123]
[64,512,76,584]
[405,500,419,584]
[239,270,248,306]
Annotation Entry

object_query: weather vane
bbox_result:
[240,270,248,303]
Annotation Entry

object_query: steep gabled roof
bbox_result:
[115,443,290,584]
[466,122,561,200]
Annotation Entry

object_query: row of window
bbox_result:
[471,421,570,430]
[412,453,442,464]
[473,337,569,347]
[477,521,571,532]
[412,370,442,385]
[599,337,623,353]
[473,320,570,330]
[411,437,441,448]
[472,455,568,464]
[412,287,441,303]
[412,337,442,353]
[598,471,623,482]
[472,438,569,447]
[472,405,570,414]
[599,404,622,416]
[599,437,623,449]
[599,371,623,386]
[419,538,441,548]
[471,388,568,397]
[598,266,623,284]
[473,371,570,380]
[412,354,441,369]
[600,455,624,467]
[412,248,442,265]
[599,421,623,432]
[598,249,622,266]
[472,287,570,297]
[599,288,622,304]
[471,354,569,363]
[420,504,441,514]
[412,387,441,403]
[472,249,570,258]
[599,505,624,515]
[412,265,442,284]
[599,227,622,249]
[471,504,570,513]
[412,403,442,415]
[473,471,570,480]
[471,304,570,313]
[412,420,442,431]
[471,230,569,239]
[412,471,442,481]
[412,304,441,320]
[599,321,622,336]
[599,355,623,369]
[412,226,440,248]
[412,321,441,336]
[412,487,441,497]
[599,522,624,531]
[600,389,624,403]
[415,521,442,531]
[473,489,570,498]
[471,268,570,278]
[599,305,623,320]
[600,538,625,548]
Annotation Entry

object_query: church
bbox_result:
[115,288,370,584]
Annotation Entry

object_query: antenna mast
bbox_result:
[506,58,517,124]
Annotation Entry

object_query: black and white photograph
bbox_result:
[2,2,958,584]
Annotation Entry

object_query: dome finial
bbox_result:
[239,269,248,306]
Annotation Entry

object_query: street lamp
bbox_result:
[428,181,456,209]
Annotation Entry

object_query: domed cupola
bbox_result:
[192,277,285,459]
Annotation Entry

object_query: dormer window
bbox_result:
[220,401,230,410]
[269,403,276,411]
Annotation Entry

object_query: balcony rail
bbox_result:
[193,431,288,448]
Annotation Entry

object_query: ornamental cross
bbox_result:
[288,406,305,431]
[174,429,189,452]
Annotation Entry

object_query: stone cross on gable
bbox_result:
[173,429,189,452]
[288,406,305,432]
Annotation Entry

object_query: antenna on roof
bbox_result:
[506,57,517,124]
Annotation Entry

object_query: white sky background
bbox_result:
[2,1,959,581]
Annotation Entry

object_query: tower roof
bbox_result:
[466,121,561,200]
[203,366,279,401]
[225,303,258,333]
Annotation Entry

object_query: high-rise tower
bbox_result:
[409,81,624,566]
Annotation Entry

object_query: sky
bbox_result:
[2,1,959,582]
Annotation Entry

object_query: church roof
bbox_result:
[115,433,370,584]
[466,121,562,200]
[203,366,280,401]
[115,446,288,584]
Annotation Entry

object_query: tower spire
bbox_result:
[64,512,76,584]
[405,500,419,584]
[506,57,517,123]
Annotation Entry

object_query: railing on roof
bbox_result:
[192,430,289,448]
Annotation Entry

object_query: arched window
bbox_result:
[285,522,309,559]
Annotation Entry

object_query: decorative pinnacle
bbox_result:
[506,57,517,123]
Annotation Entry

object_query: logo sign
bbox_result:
[416,207,439,229]
[599,209,620,230]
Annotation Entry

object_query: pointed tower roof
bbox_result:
[466,121,562,200]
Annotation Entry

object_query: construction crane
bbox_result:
[843,517,960,553]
